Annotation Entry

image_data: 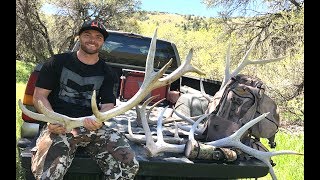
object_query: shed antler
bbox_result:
[139,96,187,156]
[131,96,237,162]
[200,113,303,180]
[221,38,285,89]
[206,38,286,114]
[133,96,209,157]
[92,28,204,122]
[18,28,204,131]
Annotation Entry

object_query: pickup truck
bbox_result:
[17,29,269,180]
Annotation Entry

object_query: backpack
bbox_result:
[203,74,280,148]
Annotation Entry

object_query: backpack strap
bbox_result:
[238,84,262,125]
[268,134,277,148]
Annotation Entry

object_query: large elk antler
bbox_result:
[18,28,205,131]
[221,38,286,89]
[204,38,286,114]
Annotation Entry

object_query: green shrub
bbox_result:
[16,60,36,83]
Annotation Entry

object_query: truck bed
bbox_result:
[18,101,269,180]
[19,146,269,180]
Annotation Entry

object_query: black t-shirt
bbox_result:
[35,52,117,118]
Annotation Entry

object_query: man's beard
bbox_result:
[80,44,100,54]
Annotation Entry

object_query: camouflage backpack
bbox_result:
[204,74,280,148]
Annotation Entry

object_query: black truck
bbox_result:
[17,29,269,180]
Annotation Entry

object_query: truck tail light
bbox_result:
[22,71,39,122]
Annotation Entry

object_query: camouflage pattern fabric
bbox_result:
[31,124,139,180]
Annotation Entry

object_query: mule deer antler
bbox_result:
[18,28,205,131]
[126,96,185,144]
[138,96,187,156]
[134,96,209,157]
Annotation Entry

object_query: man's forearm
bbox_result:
[33,87,53,114]
[33,96,53,113]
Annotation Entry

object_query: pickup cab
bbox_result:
[17,30,269,180]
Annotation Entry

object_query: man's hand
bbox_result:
[47,123,67,134]
[83,118,103,131]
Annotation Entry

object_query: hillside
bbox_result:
[136,12,304,125]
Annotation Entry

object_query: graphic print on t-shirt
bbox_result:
[59,67,104,107]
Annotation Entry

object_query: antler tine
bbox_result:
[205,112,303,180]
[172,106,195,124]
[229,37,258,82]
[172,105,204,122]
[188,114,210,140]
[173,121,180,138]
[155,106,168,143]
[146,97,166,124]
[200,79,213,102]
[126,119,147,143]
[135,96,166,126]
[221,43,232,89]
[138,96,157,144]
[145,28,162,76]
[204,113,269,148]
[135,104,142,126]
[161,48,205,85]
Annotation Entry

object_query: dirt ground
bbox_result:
[279,120,304,135]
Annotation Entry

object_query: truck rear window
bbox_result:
[99,32,178,72]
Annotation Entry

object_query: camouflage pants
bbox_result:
[31,125,139,180]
